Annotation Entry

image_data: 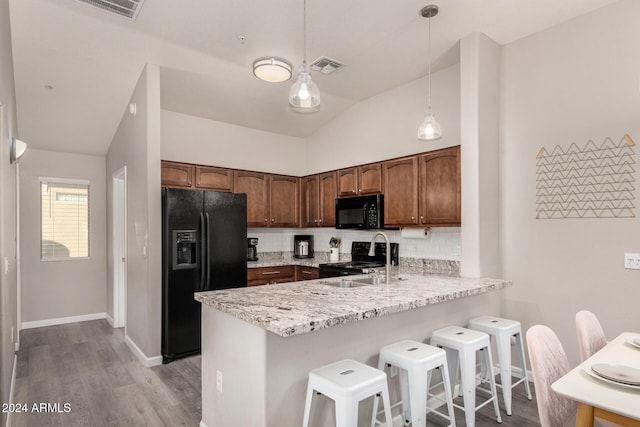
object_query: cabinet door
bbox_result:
[419,146,461,226]
[295,266,320,281]
[269,175,300,227]
[358,163,383,195]
[302,175,320,227]
[383,157,419,226]
[234,171,268,227]
[196,166,234,192]
[161,161,194,188]
[337,167,358,197]
[318,171,337,227]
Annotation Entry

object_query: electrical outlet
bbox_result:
[216,370,223,393]
[624,253,640,269]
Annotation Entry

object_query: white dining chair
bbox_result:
[575,310,607,362]
[526,325,576,427]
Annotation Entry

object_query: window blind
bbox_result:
[40,178,90,260]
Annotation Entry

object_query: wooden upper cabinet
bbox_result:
[337,167,358,197]
[383,157,419,226]
[337,164,383,197]
[358,163,383,195]
[161,161,194,188]
[318,172,337,227]
[269,175,299,227]
[419,146,461,226]
[302,175,320,227]
[195,166,234,192]
[234,170,268,227]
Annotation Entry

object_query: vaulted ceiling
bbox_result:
[9,0,618,155]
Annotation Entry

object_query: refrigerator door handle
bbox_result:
[206,212,211,288]
[199,212,206,291]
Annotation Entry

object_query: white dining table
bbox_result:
[552,332,640,427]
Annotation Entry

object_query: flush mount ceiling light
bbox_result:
[289,0,320,113]
[252,58,292,83]
[417,4,442,141]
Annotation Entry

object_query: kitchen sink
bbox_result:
[325,276,383,288]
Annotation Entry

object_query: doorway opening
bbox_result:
[112,167,127,329]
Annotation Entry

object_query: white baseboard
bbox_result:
[6,354,17,427]
[124,334,162,367]
[105,312,114,327]
[21,312,106,330]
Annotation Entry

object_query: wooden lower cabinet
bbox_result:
[247,265,318,286]
[247,266,295,286]
[294,266,319,281]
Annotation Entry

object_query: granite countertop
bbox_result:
[195,274,511,337]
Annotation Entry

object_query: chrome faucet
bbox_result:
[368,231,391,284]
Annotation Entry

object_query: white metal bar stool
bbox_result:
[371,340,456,427]
[430,326,502,427]
[302,359,393,427]
[468,316,533,415]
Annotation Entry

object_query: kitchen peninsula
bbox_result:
[195,273,510,427]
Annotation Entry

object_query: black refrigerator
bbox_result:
[162,188,247,363]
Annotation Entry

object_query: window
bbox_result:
[40,178,90,260]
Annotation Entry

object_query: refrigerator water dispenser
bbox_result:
[173,230,197,269]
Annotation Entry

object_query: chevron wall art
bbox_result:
[536,134,636,219]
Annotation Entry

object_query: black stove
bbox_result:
[319,241,399,278]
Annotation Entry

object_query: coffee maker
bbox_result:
[247,237,258,261]
[293,235,314,258]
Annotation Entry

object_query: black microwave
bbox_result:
[335,194,384,229]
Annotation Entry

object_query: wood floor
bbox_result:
[11,320,201,427]
[10,319,541,427]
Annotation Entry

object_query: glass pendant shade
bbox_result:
[417,109,442,141]
[289,63,320,113]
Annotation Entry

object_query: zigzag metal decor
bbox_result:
[536,134,636,219]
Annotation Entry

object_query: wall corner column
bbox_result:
[460,33,502,278]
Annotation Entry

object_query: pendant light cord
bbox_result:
[303,0,307,65]
[427,13,432,109]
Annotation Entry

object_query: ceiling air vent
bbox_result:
[310,57,344,75]
[76,0,145,20]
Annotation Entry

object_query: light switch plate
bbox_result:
[624,253,640,269]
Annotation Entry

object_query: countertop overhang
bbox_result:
[195,274,511,337]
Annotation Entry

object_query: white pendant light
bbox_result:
[289,0,320,113]
[417,5,442,141]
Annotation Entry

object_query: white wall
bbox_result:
[19,149,107,322]
[0,0,18,421]
[106,64,162,362]
[161,110,306,176]
[500,0,640,364]
[305,64,461,173]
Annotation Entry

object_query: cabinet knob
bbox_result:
[271,218,275,222]
[314,219,318,223]
[420,215,424,220]
[264,218,268,223]
[319,219,323,223]
[411,216,415,220]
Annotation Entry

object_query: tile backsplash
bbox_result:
[247,227,460,261]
